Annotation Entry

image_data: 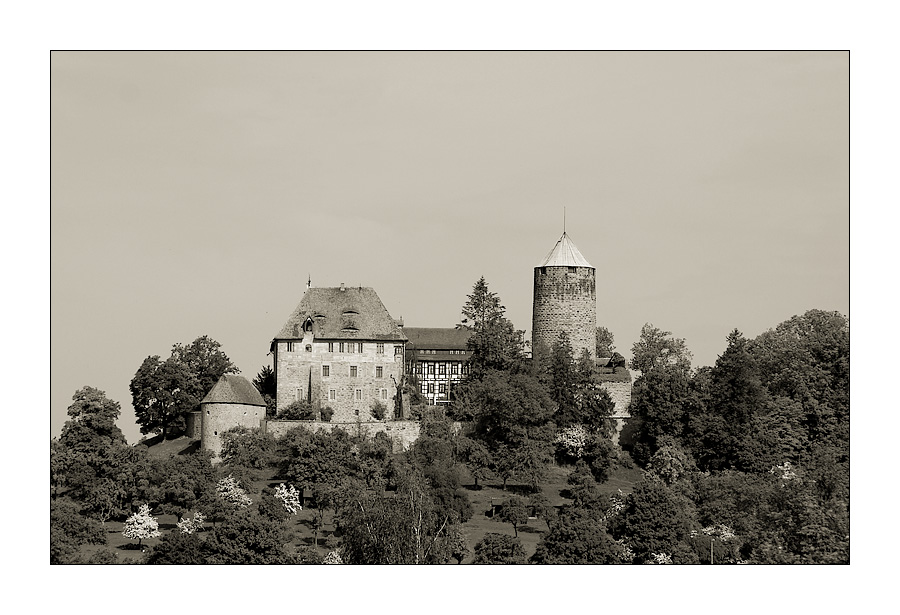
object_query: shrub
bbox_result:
[278,400,317,420]
[370,401,387,421]
[473,533,527,564]
[320,406,334,422]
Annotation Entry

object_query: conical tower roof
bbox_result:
[536,232,593,268]
[200,375,266,406]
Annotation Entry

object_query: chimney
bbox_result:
[340,283,345,292]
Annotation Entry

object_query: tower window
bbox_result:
[568,266,576,273]
[377,343,384,354]
[350,366,358,377]
[322,365,330,377]
[376,366,383,378]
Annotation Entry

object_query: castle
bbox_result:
[198,231,623,457]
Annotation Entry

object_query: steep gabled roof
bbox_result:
[274,286,407,342]
[537,232,593,268]
[403,327,472,350]
[200,375,266,406]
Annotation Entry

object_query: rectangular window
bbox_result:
[439,363,446,375]
[451,363,459,375]
[350,366,358,377]
[295,388,301,401]
[322,365,330,377]
[357,343,363,353]
[394,345,403,356]
[376,343,384,354]
[376,366,383,378]
[347,343,354,353]
[339,342,345,353]
[286,342,294,352]
[355,389,362,401]
[428,363,435,375]
[427,383,435,394]
[381,388,388,400]
[328,342,334,352]
[329,389,336,401]
[439,383,446,394]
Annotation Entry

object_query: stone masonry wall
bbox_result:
[201,402,266,460]
[275,330,405,423]
[263,419,421,453]
[532,266,596,360]
[600,380,633,417]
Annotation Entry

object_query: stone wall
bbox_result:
[201,402,266,460]
[532,265,596,360]
[600,379,633,417]
[275,332,405,423]
[263,419,421,453]
[185,410,202,439]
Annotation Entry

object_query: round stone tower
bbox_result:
[532,232,597,361]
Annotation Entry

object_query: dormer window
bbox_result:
[342,310,360,316]
[303,317,314,333]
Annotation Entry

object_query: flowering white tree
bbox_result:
[274,483,302,514]
[177,511,206,534]
[217,475,253,509]
[123,504,160,549]
[770,461,800,482]
[649,552,673,564]
[323,550,343,564]
[554,425,587,459]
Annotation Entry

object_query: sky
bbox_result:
[51,51,849,443]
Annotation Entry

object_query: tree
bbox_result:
[253,365,277,416]
[498,496,529,537]
[630,323,692,375]
[628,365,696,466]
[610,477,692,563]
[595,326,616,358]
[460,277,526,376]
[370,400,387,420]
[147,531,208,564]
[216,475,253,509]
[204,510,293,564]
[473,533,527,564]
[130,336,238,438]
[50,498,107,564]
[219,427,278,473]
[457,436,493,489]
[530,507,621,564]
[130,355,198,438]
[170,335,239,399]
[252,365,276,397]
[122,504,160,550]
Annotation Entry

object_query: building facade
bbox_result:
[403,327,472,405]
[271,285,407,422]
[532,232,597,361]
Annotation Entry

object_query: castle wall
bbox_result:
[600,380,632,417]
[263,419,421,453]
[201,402,265,460]
[275,331,405,423]
[185,410,202,439]
[532,265,597,360]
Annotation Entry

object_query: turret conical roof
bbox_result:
[537,232,593,268]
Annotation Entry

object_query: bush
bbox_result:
[320,406,334,422]
[278,400,317,421]
[473,533,527,564]
[370,401,387,420]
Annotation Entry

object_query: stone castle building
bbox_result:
[270,284,408,422]
[532,232,597,361]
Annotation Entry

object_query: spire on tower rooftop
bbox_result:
[536,232,593,268]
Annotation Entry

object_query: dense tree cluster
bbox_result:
[51,303,849,565]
